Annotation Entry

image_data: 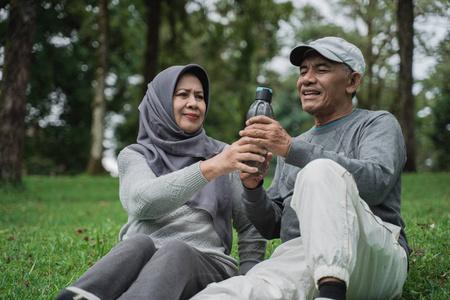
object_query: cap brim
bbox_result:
[290,45,343,67]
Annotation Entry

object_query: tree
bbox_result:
[397,0,416,172]
[0,0,38,185]
[429,36,450,171]
[87,0,109,175]
[141,0,162,97]
[17,0,145,175]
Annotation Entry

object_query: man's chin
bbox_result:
[302,106,318,116]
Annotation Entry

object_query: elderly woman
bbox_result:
[55,64,266,300]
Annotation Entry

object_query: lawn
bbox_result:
[1,173,449,299]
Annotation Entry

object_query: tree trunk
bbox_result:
[0,0,38,185]
[87,0,109,175]
[141,0,162,97]
[397,0,416,172]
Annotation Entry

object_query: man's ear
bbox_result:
[346,72,362,95]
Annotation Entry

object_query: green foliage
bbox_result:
[1,0,448,175]
[0,1,147,174]
[429,36,450,171]
[1,173,449,298]
[23,1,96,175]
[148,0,296,145]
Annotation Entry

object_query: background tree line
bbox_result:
[0,0,449,186]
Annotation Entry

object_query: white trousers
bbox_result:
[191,159,408,300]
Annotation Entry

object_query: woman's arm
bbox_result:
[118,148,209,219]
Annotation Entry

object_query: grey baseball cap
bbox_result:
[290,37,365,77]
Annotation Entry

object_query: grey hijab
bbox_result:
[129,64,226,175]
[128,64,233,253]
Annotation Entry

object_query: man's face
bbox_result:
[296,52,351,117]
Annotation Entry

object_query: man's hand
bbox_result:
[239,152,273,189]
[239,115,292,158]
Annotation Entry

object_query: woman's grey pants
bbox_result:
[55,234,231,300]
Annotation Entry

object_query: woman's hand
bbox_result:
[200,138,267,181]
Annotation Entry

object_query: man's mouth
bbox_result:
[301,87,321,99]
[302,89,320,96]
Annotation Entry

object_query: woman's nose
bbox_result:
[186,94,198,108]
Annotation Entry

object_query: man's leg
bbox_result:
[191,237,318,300]
[55,234,156,300]
[117,240,232,300]
[291,159,408,299]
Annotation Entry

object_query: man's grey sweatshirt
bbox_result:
[242,109,411,259]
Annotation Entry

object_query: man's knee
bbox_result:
[296,159,343,184]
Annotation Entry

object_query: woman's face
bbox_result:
[172,73,206,134]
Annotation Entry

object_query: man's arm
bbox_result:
[239,154,285,240]
[285,113,406,206]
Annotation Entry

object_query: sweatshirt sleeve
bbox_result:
[240,159,286,240]
[229,171,267,274]
[118,147,209,219]
[285,112,406,206]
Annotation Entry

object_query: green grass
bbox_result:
[1,173,449,299]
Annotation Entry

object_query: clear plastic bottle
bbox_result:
[244,87,274,174]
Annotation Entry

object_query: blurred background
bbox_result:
[1,0,449,182]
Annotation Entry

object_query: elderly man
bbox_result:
[191,37,410,300]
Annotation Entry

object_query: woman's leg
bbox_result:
[56,234,156,300]
[118,240,232,300]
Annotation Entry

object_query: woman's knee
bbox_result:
[160,240,193,255]
[157,240,202,266]
[122,234,156,257]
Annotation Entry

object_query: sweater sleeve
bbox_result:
[285,112,406,206]
[118,147,209,219]
[229,171,267,274]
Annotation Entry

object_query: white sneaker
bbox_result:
[65,286,101,300]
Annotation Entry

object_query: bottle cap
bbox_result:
[255,87,273,102]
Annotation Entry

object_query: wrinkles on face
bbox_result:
[297,53,354,126]
[172,74,206,134]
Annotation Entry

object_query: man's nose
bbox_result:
[302,70,316,85]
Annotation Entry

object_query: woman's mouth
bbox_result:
[184,113,199,120]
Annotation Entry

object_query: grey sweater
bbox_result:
[117,147,266,275]
[242,109,410,259]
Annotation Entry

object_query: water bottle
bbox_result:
[244,87,274,174]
